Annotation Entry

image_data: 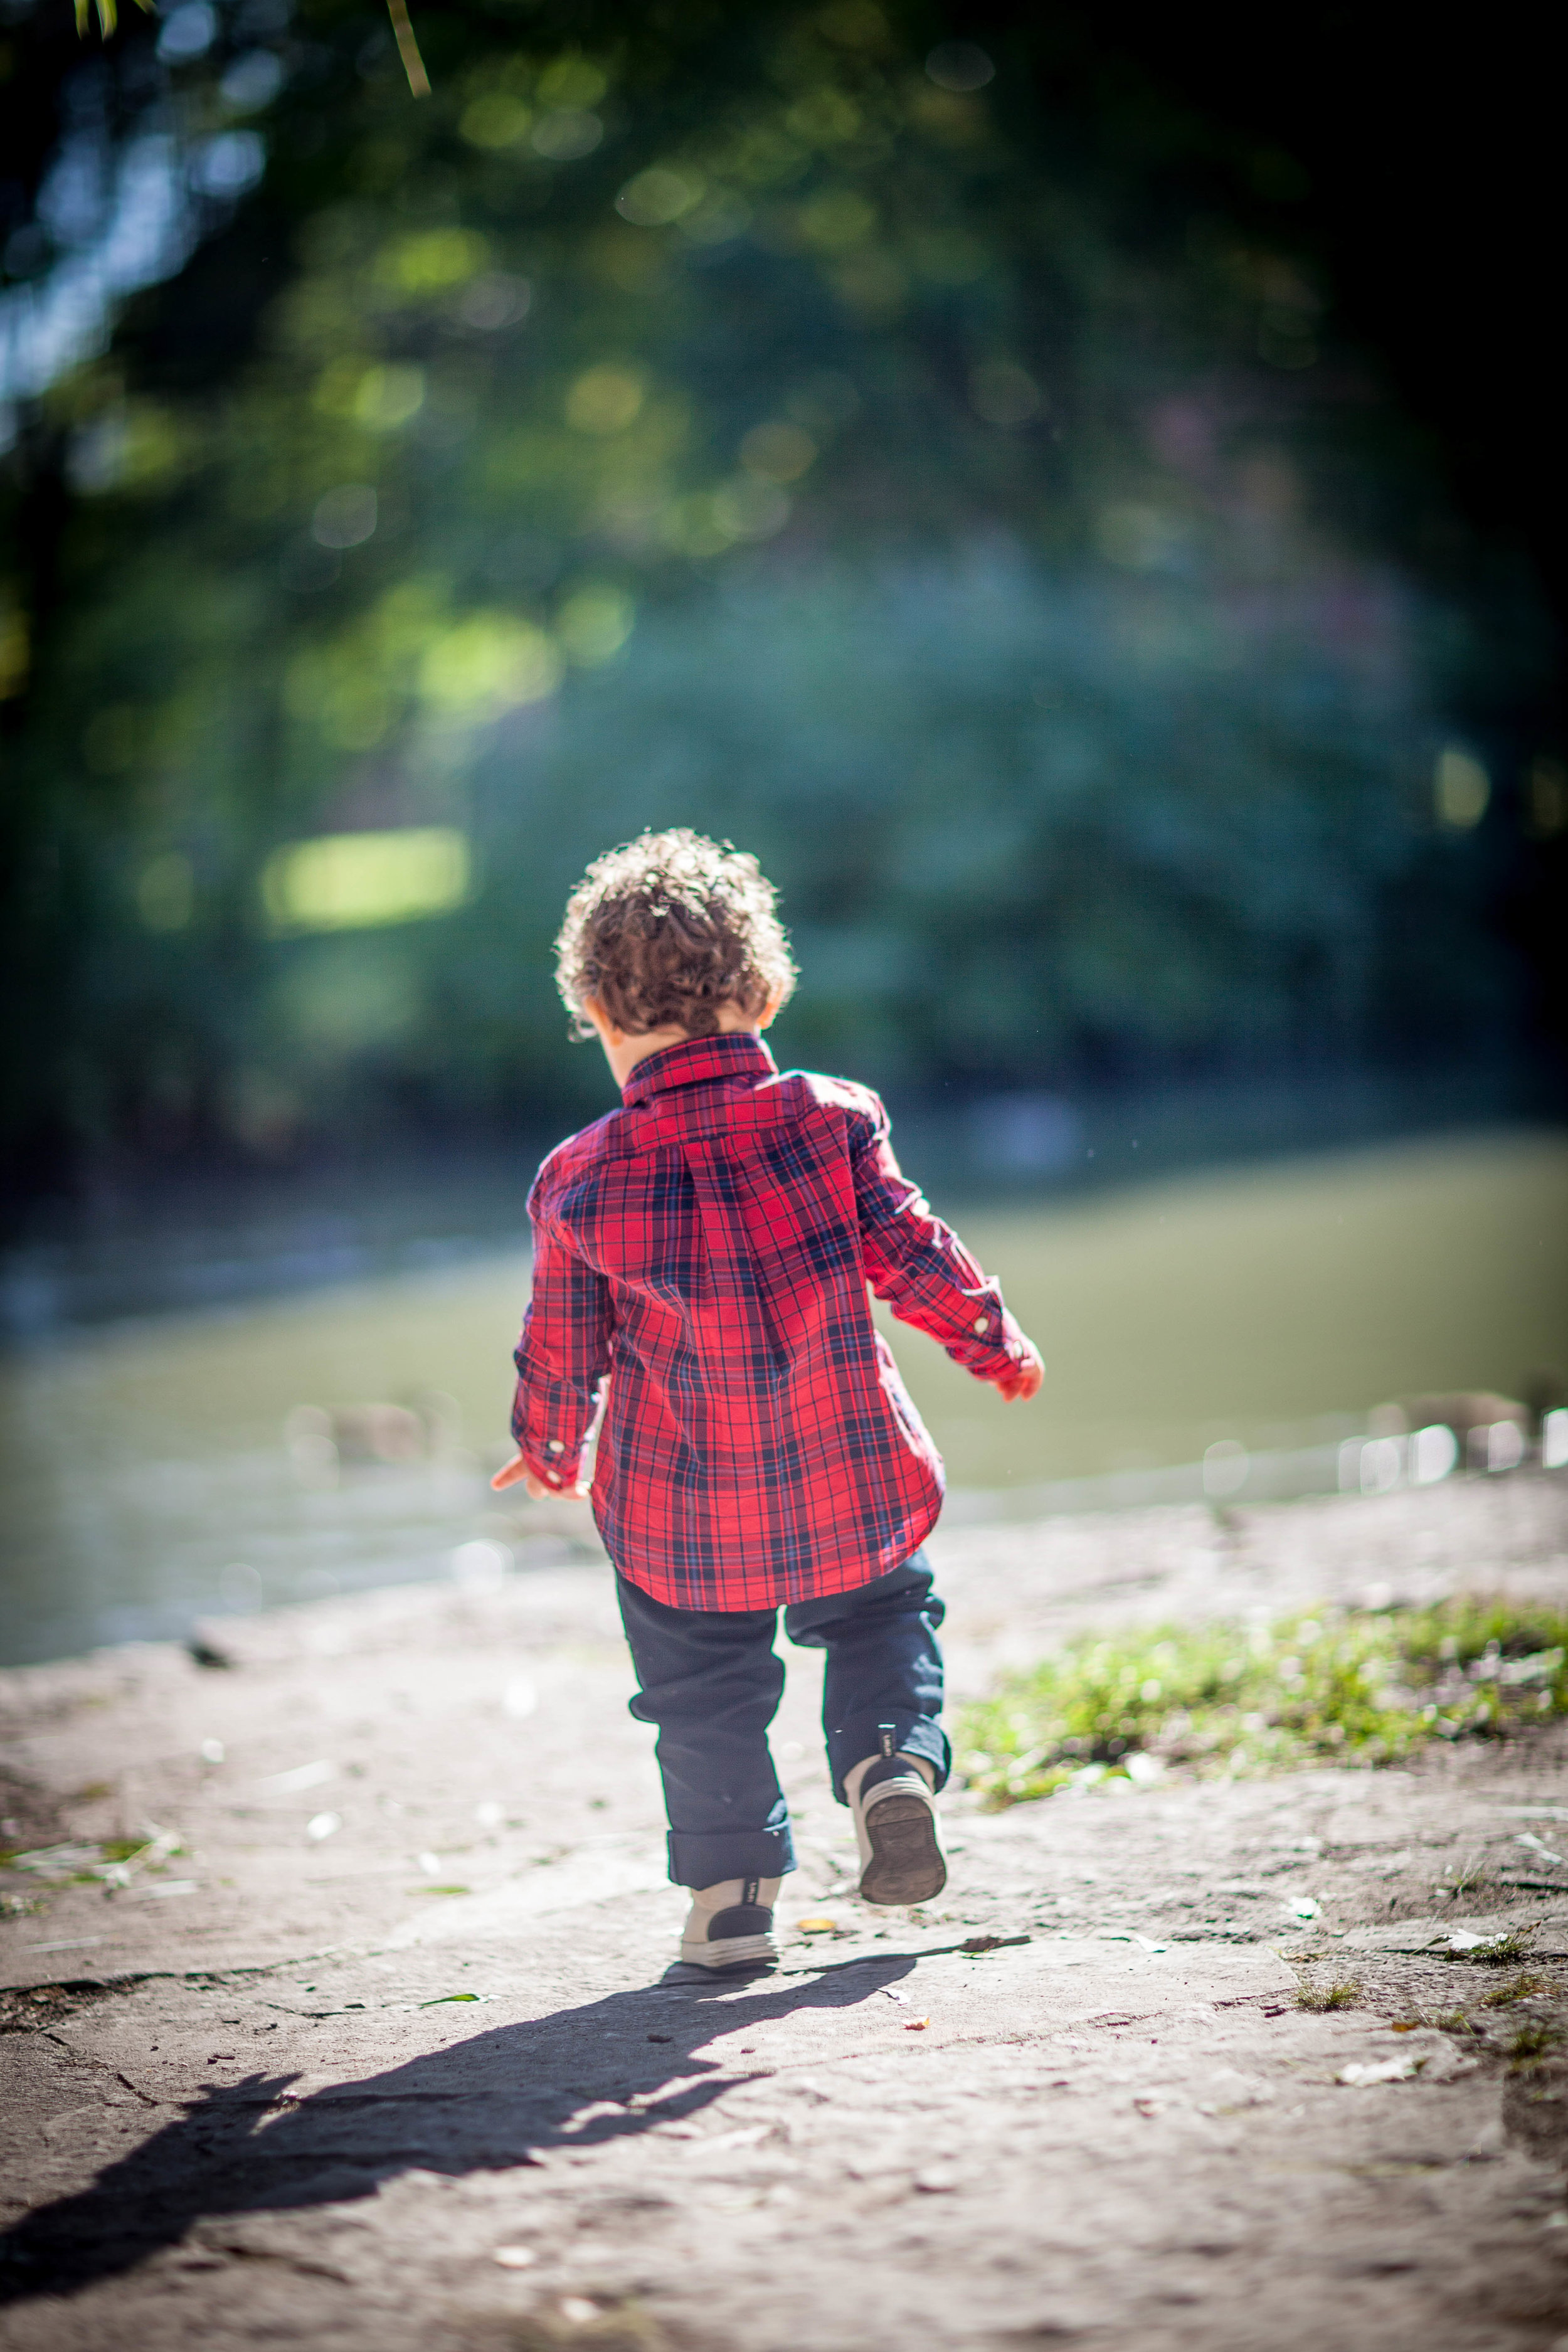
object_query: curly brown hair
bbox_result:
[554,829,798,1039]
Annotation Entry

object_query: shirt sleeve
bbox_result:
[510,1180,615,1491]
[850,1099,1030,1379]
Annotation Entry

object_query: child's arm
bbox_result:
[851,1107,1043,1402]
[491,1210,614,1497]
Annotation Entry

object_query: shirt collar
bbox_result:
[620,1031,778,1108]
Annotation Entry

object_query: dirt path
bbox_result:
[3,1474,1568,2350]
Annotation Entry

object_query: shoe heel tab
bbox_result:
[706,1904,775,1939]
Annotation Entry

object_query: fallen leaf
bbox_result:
[796,1916,838,1933]
[904,2016,931,2030]
[419,1992,490,2006]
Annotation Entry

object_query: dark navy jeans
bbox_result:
[615,1550,948,1888]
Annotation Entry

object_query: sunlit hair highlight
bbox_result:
[554,829,797,1040]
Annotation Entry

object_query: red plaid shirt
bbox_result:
[511,1033,1029,1610]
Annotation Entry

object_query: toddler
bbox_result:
[492,830,1042,1971]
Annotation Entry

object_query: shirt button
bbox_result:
[548,1439,564,1453]
[547,1471,560,1484]
[973,1315,989,1334]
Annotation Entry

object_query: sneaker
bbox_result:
[679,1876,781,1971]
[845,1737,946,1905]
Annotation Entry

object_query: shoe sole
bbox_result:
[678,1933,778,1972]
[858,1793,947,1905]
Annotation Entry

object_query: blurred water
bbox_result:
[1,1128,1563,1668]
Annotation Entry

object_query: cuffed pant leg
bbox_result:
[783,1549,950,1804]
[615,1574,795,1888]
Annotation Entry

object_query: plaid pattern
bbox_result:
[511,1033,1029,1610]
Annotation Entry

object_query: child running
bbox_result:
[492,830,1043,1972]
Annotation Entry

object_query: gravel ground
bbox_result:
[3,1471,1568,2351]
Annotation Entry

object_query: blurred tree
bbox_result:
[0,0,1555,1189]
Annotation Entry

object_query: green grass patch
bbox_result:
[957,1598,1568,1806]
[1296,1979,1361,2011]
[1482,1973,1550,2007]
[1507,2021,1566,2066]
[1437,1858,1491,1895]
[1446,1930,1539,1968]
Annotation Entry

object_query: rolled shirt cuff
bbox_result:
[945,1305,1031,1379]
[510,1422,585,1490]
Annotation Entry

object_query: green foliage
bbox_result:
[958,1599,1568,1805]
[1,0,1535,1172]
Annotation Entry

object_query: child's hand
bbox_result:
[988,1342,1044,1403]
[490,1453,591,1500]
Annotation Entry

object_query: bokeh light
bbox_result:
[261,829,472,935]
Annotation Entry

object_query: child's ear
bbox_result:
[756,991,785,1032]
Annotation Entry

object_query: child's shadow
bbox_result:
[0,1952,918,2303]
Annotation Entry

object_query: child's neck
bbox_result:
[601,1007,763,1089]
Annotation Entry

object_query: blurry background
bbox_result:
[1,0,1564,1664]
